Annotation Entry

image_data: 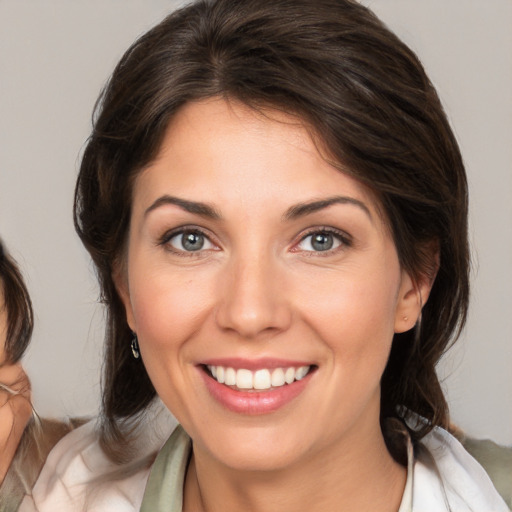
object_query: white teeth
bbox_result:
[271,368,285,387]
[225,367,236,386]
[207,364,312,390]
[284,367,295,384]
[253,369,271,390]
[236,369,253,389]
[295,366,309,381]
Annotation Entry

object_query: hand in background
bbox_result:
[0,285,32,484]
[0,362,32,484]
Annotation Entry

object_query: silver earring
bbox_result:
[131,333,140,359]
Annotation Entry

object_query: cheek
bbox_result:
[127,263,218,415]
[128,261,215,354]
[296,263,400,367]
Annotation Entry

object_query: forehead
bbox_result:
[134,98,385,222]
[154,98,320,173]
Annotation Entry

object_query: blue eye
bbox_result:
[297,231,345,252]
[167,230,214,252]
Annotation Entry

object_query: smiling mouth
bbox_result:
[204,364,316,391]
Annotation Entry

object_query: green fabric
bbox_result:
[140,425,191,512]
[140,423,512,511]
[462,437,512,509]
[140,424,413,512]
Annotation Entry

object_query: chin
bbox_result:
[195,423,311,473]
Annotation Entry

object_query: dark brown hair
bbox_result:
[74,0,469,463]
[0,239,34,364]
[0,240,86,507]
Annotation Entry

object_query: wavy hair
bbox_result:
[0,241,81,506]
[74,0,469,463]
[0,239,33,365]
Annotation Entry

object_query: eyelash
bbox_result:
[293,227,352,256]
[157,226,352,256]
[158,226,219,257]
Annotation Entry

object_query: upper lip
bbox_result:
[198,357,314,371]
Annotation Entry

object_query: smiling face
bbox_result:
[117,98,424,472]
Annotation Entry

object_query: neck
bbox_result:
[183,417,406,512]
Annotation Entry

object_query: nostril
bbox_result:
[214,297,292,338]
[214,260,293,339]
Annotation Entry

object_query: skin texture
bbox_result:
[0,292,31,484]
[117,98,434,512]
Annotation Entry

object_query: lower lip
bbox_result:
[200,368,312,415]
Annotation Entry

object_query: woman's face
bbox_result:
[118,98,421,471]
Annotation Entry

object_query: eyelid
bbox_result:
[291,226,353,254]
[158,225,220,254]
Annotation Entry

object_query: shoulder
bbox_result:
[0,416,79,511]
[19,412,177,512]
[413,426,510,512]
[18,421,151,512]
[461,436,512,509]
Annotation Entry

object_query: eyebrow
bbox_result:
[144,194,371,222]
[144,195,222,220]
[284,196,372,221]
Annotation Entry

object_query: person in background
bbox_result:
[0,239,33,499]
[0,239,80,511]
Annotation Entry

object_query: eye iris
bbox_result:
[182,232,204,251]
[311,233,333,251]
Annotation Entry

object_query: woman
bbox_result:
[0,240,33,492]
[21,0,509,510]
[0,240,79,512]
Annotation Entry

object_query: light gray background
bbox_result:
[0,1,511,445]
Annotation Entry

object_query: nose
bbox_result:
[215,252,292,339]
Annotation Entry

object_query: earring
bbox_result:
[131,333,140,359]
[403,316,408,322]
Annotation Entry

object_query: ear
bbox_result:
[112,264,137,332]
[394,242,439,334]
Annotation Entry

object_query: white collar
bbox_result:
[411,425,509,511]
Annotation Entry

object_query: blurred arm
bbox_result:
[0,363,32,484]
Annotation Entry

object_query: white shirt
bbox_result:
[19,420,509,512]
